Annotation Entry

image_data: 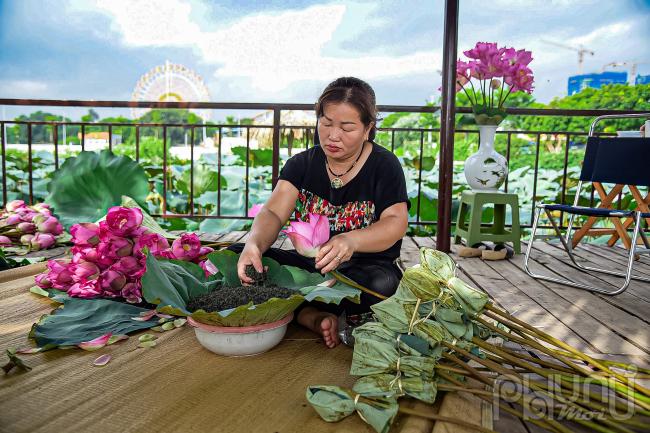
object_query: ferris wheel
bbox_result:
[130,61,212,121]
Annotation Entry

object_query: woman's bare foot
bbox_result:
[297,307,340,348]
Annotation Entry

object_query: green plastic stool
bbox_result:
[454,191,521,254]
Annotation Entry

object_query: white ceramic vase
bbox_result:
[463,125,508,191]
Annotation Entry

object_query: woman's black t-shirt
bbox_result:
[278,142,409,261]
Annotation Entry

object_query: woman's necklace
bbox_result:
[326,142,365,189]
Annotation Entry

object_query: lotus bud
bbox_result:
[17,222,36,234]
[0,235,12,246]
[20,234,34,245]
[5,200,25,212]
[282,213,330,258]
[70,223,100,246]
[30,233,56,250]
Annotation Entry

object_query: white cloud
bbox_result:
[80,0,441,93]
[0,80,49,97]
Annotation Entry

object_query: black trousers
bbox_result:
[227,243,402,315]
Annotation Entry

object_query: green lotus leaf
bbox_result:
[142,250,361,327]
[46,150,149,229]
[30,297,160,349]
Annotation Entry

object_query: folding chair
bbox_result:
[524,113,650,295]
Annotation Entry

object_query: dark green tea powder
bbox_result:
[187,285,297,312]
[188,265,298,312]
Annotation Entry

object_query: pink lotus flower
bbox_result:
[71,246,102,264]
[71,261,101,282]
[200,259,219,277]
[78,332,112,351]
[5,200,25,212]
[282,213,330,258]
[105,206,143,236]
[99,268,127,295]
[46,260,74,290]
[30,233,56,250]
[34,273,52,289]
[16,222,36,233]
[134,232,169,255]
[121,282,142,303]
[68,279,102,299]
[248,203,263,218]
[171,233,202,261]
[0,235,11,246]
[70,223,100,246]
[98,235,134,259]
[113,256,145,278]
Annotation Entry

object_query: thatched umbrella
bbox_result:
[251,110,316,156]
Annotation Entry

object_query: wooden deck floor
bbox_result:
[2,232,648,433]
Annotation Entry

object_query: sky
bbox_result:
[0,0,649,119]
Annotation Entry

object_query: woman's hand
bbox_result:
[237,243,264,284]
[315,233,358,274]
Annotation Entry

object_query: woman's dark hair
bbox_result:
[315,77,378,141]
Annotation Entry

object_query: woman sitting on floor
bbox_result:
[229,77,409,348]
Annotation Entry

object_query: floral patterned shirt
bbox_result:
[278,142,409,261]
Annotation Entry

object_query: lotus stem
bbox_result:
[330,271,387,300]
[397,406,498,433]
[441,352,573,433]
[475,316,650,410]
[484,304,650,398]
[437,383,494,397]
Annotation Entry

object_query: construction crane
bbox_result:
[541,39,595,75]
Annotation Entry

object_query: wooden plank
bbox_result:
[528,241,650,320]
[579,243,650,279]
[400,237,421,267]
[548,241,650,303]
[507,253,649,356]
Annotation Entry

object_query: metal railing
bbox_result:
[1,99,647,230]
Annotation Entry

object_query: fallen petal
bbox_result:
[155,313,174,319]
[161,322,175,331]
[150,326,164,332]
[138,341,157,348]
[93,354,111,366]
[29,286,50,297]
[107,335,129,345]
[15,347,42,354]
[173,318,187,328]
[78,333,112,351]
[138,334,157,343]
[132,310,157,321]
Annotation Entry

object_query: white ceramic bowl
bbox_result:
[187,313,293,357]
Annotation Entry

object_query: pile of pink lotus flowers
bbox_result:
[0,200,63,251]
[35,206,218,303]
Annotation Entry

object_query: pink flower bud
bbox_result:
[35,272,52,289]
[30,233,56,250]
[98,235,133,259]
[36,216,63,235]
[46,260,74,290]
[71,261,101,282]
[6,200,25,212]
[282,213,330,258]
[20,234,34,245]
[197,246,213,259]
[5,214,21,226]
[70,223,100,246]
[99,268,127,295]
[0,235,12,246]
[17,222,36,233]
[105,206,143,236]
[113,255,145,278]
